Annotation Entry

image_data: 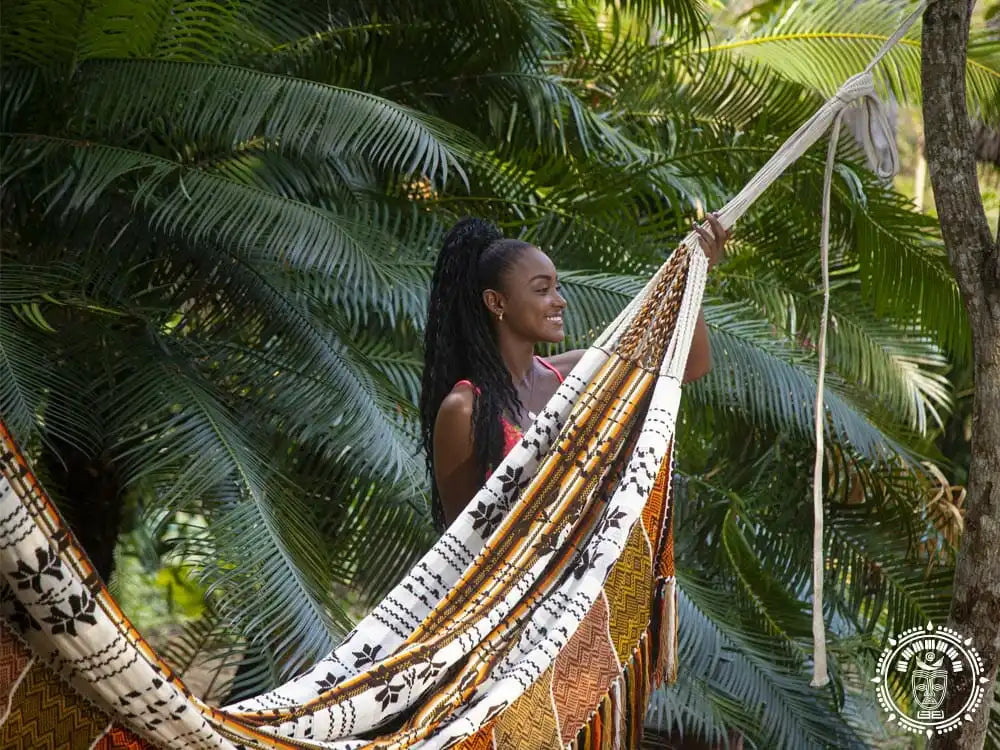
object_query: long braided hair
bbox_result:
[420,218,533,532]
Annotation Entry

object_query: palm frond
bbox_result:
[473,70,644,159]
[826,505,953,637]
[644,673,747,748]
[350,331,425,408]
[312,471,436,607]
[0,302,98,451]
[719,506,813,653]
[154,605,239,705]
[687,300,916,462]
[0,0,262,65]
[0,0,84,65]
[555,268,943,456]
[102,350,352,682]
[723,274,952,433]
[0,65,39,132]
[603,0,708,42]
[618,37,822,136]
[557,269,644,347]
[715,157,967,360]
[191,487,349,677]
[648,580,870,749]
[702,0,1000,123]
[70,60,470,184]
[659,454,950,746]
[168,299,426,482]
[76,0,250,61]
[2,136,422,324]
[851,190,969,358]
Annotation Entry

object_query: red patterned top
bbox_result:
[455,356,564,467]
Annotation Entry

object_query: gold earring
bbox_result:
[498,311,504,322]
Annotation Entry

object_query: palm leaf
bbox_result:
[556,269,644,346]
[0,0,84,66]
[701,0,1000,123]
[0,0,260,64]
[103,350,351,680]
[554,268,940,458]
[602,0,708,42]
[145,594,247,704]
[826,505,954,637]
[172,299,426,482]
[851,189,969,358]
[691,299,922,461]
[0,306,97,450]
[70,60,470,184]
[2,136,421,325]
[723,274,952,433]
[648,580,871,749]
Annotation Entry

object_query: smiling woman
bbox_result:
[419,217,725,531]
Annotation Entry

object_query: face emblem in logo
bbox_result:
[874,623,988,737]
[911,651,947,719]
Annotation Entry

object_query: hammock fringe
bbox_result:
[569,544,678,749]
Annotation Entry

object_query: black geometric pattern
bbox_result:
[10,547,64,595]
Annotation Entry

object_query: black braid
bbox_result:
[420,218,531,532]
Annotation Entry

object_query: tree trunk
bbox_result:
[923,1,1000,748]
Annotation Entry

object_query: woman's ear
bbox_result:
[482,288,505,319]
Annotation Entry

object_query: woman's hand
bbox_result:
[692,212,729,269]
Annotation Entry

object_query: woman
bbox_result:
[419,216,727,531]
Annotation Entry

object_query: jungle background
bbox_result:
[1,0,999,747]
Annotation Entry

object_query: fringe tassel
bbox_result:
[573,610,674,749]
[651,576,679,686]
[598,687,611,750]
[610,675,624,750]
[648,578,677,688]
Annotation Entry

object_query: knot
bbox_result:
[834,71,876,103]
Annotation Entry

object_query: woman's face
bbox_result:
[487,246,567,343]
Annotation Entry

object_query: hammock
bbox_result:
[0,8,920,748]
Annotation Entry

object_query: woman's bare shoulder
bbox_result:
[435,383,475,432]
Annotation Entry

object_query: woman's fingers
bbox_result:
[691,221,720,266]
[705,213,729,245]
[691,213,729,268]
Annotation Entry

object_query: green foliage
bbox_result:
[2,0,996,743]
[706,0,1000,121]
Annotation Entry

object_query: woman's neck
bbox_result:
[497,333,535,384]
